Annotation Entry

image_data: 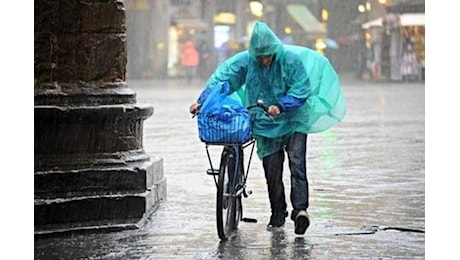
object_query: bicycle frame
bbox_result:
[204,139,256,192]
[204,139,257,240]
[203,100,266,187]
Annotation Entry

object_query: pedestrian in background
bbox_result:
[356,34,368,80]
[189,22,345,235]
[401,41,418,81]
[181,40,200,84]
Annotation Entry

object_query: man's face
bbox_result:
[257,54,274,67]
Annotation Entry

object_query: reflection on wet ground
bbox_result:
[35,77,425,259]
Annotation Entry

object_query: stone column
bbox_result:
[34,0,166,234]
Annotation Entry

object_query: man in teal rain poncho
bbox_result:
[189,22,346,235]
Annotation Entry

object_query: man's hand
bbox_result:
[267,105,281,116]
[189,103,200,115]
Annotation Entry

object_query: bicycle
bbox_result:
[194,99,268,240]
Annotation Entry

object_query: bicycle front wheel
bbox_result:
[216,148,240,240]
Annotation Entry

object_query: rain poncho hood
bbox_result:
[200,21,346,158]
[248,22,284,62]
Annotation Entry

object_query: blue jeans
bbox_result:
[262,132,309,220]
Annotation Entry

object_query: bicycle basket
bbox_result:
[198,108,252,144]
[197,81,252,144]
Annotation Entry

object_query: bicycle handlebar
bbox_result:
[247,99,274,120]
[247,99,268,112]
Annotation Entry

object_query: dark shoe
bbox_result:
[267,211,288,229]
[294,210,310,235]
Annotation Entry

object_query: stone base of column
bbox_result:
[35,157,166,235]
[34,104,165,235]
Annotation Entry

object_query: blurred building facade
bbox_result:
[360,0,424,81]
[125,0,170,79]
[124,0,424,82]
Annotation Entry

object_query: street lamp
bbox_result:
[249,0,263,18]
[321,9,329,23]
[358,1,371,13]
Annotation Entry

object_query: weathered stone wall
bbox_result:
[35,0,133,105]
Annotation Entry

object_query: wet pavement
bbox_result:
[34,74,425,259]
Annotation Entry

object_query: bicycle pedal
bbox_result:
[243,190,253,197]
[242,218,257,223]
[206,169,219,175]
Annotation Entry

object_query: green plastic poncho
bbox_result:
[204,22,346,158]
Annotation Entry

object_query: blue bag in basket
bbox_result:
[198,82,252,144]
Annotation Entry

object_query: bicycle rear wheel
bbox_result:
[216,147,241,240]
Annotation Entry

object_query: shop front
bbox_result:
[286,4,328,54]
[362,12,425,81]
[168,18,209,78]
